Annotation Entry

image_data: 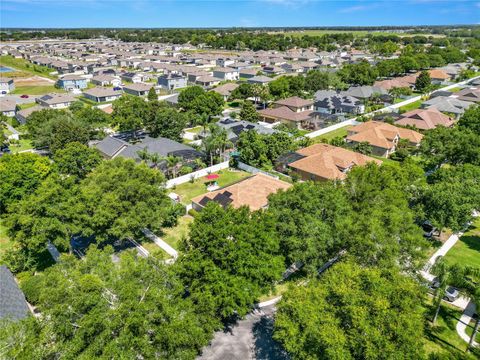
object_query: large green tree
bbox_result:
[274,261,426,360]
[0,153,51,213]
[0,248,212,359]
[239,100,259,122]
[53,142,102,180]
[145,106,188,141]
[458,104,480,135]
[176,203,284,322]
[111,95,149,133]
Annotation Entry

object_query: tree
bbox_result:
[239,100,259,122]
[189,91,224,118]
[53,142,102,180]
[267,182,352,273]
[415,70,432,92]
[72,106,110,127]
[458,104,480,135]
[145,107,188,142]
[338,60,379,86]
[352,141,372,155]
[304,70,333,92]
[203,124,232,166]
[274,261,426,360]
[147,86,157,101]
[176,203,284,322]
[0,248,212,359]
[164,155,182,179]
[229,83,253,101]
[178,85,205,111]
[111,95,148,134]
[0,153,51,213]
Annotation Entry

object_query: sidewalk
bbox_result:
[142,228,178,260]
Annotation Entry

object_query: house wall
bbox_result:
[2,110,16,117]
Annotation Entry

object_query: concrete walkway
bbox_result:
[142,228,178,260]
[456,300,479,348]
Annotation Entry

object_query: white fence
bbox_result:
[305,119,360,139]
[165,161,230,188]
[238,161,279,179]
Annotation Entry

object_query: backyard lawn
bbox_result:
[172,169,251,204]
[311,126,350,143]
[160,215,194,250]
[12,85,63,95]
[10,139,34,153]
[424,301,478,358]
[444,217,480,268]
[399,99,423,112]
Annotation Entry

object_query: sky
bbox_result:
[1,0,479,29]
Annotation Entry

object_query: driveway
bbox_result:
[198,304,289,360]
[0,94,38,105]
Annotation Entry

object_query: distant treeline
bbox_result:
[1,27,479,51]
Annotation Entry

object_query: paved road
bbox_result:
[198,304,289,360]
[0,94,38,105]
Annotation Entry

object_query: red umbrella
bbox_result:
[205,174,219,180]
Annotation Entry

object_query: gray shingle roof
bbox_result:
[0,265,30,321]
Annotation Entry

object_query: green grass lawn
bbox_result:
[311,126,350,143]
[424,301,478,358]
[10,139,33,153]
[160,215,194,250]
[399,99,423,112]
[185,126,203,134]
[172,169,251,204]
[0,56,57,80]
[444,217,480,268]
[0,218,13,259]
[370,154,398,166]
[12,85,64,95]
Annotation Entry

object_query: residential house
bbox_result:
[83,87,123,103]
[15,105,42,124]
[0,78,15,94]
[314,90,365,115]
[212,67,240,81]
[92,134,204,168]
[0,98,16,117]
[36,93,76,109]
[216,118,276,143]
[374,74,418,91]
[273,96,314,112]
[191,173,291,212]
[91,74,121,87]
[262,65,285,75]
[123,83,157,97]
[395,108,455,130]
[0,265,30,321]
[452,88,480,103]
[247,75,273,86]
[57,74,88,90]
[342,85,388,101]
[212,83,239,101]
[428,69,451,85]
[158,74,187,90]
[277,143,381,182]
[346,121,423,157]
[240,68,259,79]
[121,72,143,83]
[421,96,473,119]
[195,75,222,88]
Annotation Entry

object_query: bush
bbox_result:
[188,208,199,218]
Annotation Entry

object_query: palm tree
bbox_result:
[137,147,150,163]
[203,124,232,166]
[165,155,182,179]
[197,113,210,138]
[430,258,450,324]
[149,152,162,169]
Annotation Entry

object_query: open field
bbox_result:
[444,217,480,269]
[0,56,57,80]
[12,85,63,95]
[172,169,251,205]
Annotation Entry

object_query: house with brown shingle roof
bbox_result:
[191,173,291,211]
[258,106,316,129]
[394,108,454,130]
[212,83,239,101]
[281,143,382,182]
[273,96,314,113]
[346,121,423,157]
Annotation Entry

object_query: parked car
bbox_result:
[113,87,122,91]
[445,286,459,302]
[20,94,29,98]
[422,221,438,238]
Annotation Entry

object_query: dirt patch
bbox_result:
[14,76,55,86]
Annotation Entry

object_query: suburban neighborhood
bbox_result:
[1,3,480,359]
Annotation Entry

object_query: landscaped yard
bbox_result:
[10,139,34,153]
[444,217,480,268]
[12,85,64,95]
[160,215,194,250]
[399,99,423,112]
[172,169,251,204]
[424,301,478,358]
[0,56,57,80]
[311,126,350,143]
